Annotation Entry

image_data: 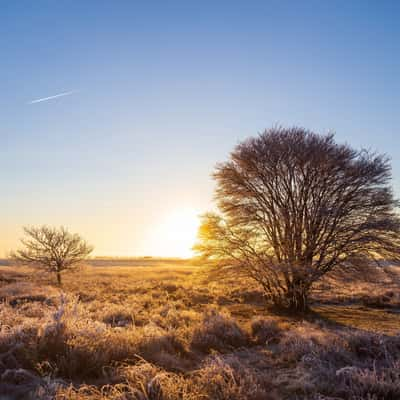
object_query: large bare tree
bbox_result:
[12,226,93,285]
[195,127,400,312]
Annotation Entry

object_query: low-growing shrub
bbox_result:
[335,362,400,399]
[346,331,386,359]
[101,309,134,327]
[251,316,282,345]
[191,310,249,353]
[193,354,275,400]
[138,330,192,371]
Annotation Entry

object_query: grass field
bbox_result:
[1,259,400,399]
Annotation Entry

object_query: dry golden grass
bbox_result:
[312,304,400,335]
[0,260,400,399]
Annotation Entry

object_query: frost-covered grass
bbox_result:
[0,262,400,399]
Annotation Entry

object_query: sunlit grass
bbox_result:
[1,261,400,399]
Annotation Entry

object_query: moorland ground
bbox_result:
[1,259,400,399]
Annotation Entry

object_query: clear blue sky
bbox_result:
[1,1,399,256]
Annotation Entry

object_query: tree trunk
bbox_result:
[56,270,62,286]
[285,279,309,313]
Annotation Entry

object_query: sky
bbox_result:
[1,1,399,257]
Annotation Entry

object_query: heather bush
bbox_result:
[137,327,191,371]
[278,322,330,361]
[335,362,400,399]
[101,307,134,327]
[56,356,275,400]
[250,316,282,345]
[190,309,249,353]
[192,354,275,400]
[55,361,162,399]
[346,331,387,360]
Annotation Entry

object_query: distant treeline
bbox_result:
[0,257,193,268]
[87,257,194,268]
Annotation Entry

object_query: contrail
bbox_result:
[28,90,77,104]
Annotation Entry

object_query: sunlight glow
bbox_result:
[149,208,200,258]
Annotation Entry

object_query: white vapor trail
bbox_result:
[28,90,77,104]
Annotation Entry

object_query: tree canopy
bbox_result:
[195,127,400,311]
[12,226,93,285]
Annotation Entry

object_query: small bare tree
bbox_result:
[195,127,400,312]
[12,226,93,285]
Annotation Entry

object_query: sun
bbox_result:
[150,207,200,258]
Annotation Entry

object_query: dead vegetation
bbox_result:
[0,261,400,399]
